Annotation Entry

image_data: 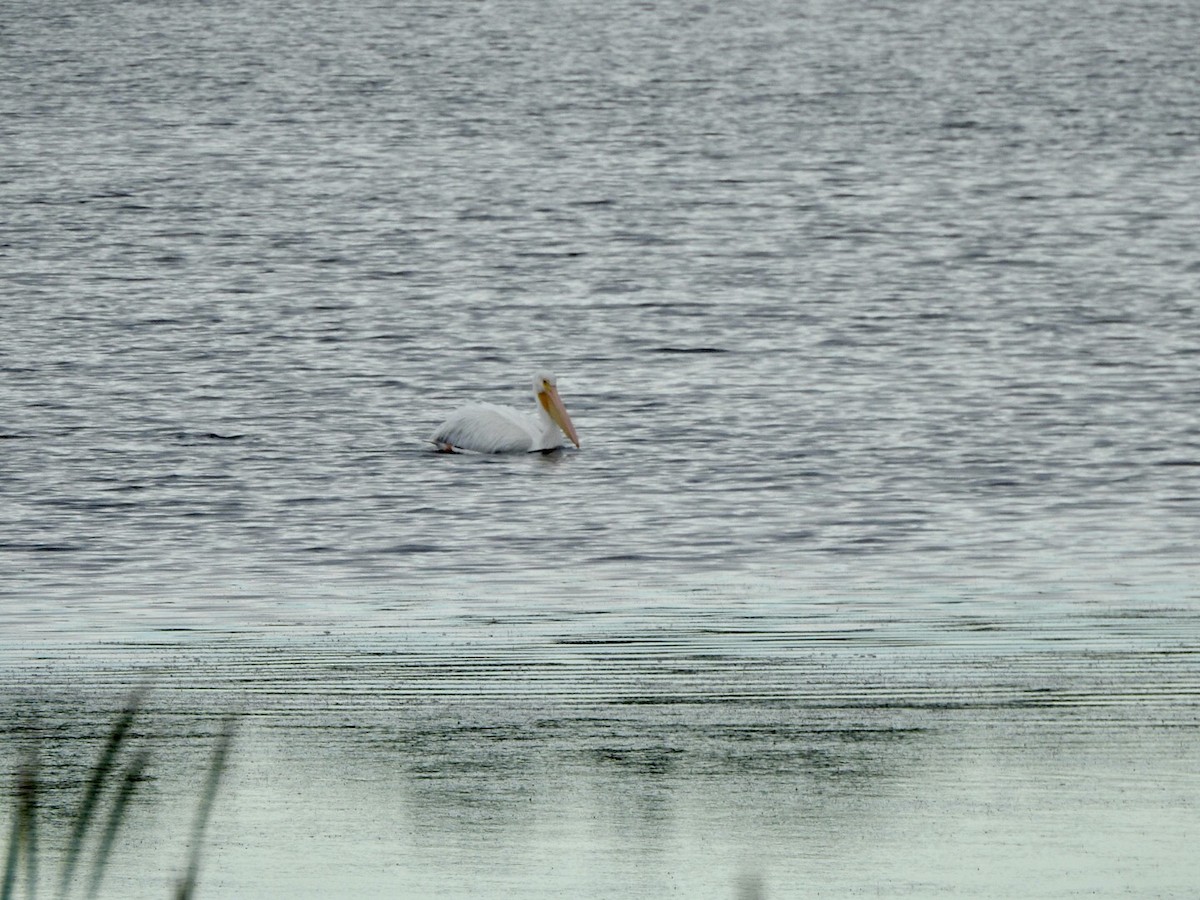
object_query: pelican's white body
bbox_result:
[429,375,580,454]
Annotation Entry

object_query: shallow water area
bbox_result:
[3,0,1200,896]
[4,568,1199,898]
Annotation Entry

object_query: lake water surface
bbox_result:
[2,0,1199,896]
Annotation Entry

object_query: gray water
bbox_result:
[2,0,1199,896]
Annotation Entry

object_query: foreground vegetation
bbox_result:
[2,691,236,900]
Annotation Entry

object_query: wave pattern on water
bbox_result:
[3,0,1200,896]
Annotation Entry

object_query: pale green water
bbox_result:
[4,570,1199,898]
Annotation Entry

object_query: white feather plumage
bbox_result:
[429,374,580,454]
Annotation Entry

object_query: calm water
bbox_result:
[2,0,1199,896]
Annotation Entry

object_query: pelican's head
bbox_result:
[533,373,580,448]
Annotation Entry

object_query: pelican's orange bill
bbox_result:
[540,384,580,447]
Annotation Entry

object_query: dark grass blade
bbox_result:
[173,714,237,900]
[2,756,38,900]
[20,760,37,900]
[1,779,20,900]
[82,750,149,900]
[57,689,145,899]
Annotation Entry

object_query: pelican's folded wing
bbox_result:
[429,403,538,453]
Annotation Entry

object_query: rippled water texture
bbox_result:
[2,0,1199,896]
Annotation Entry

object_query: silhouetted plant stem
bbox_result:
[57,690,144,899]
[83,750,149,900]
[20,759,37,900]
[174,714,238,900]
[1,788,19,900]
[2,757,38,900]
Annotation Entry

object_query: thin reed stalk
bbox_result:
[57,691,144,899]
[173,714,237,900]
[1,782,19,900]
[83,750,149,900]
[2,758,38,900]
[6,689,237,900]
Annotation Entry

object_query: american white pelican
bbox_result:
[429,373,581,453]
